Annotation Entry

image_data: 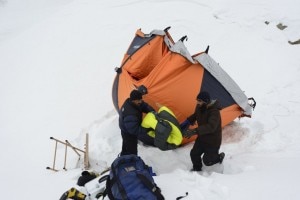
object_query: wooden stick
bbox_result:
[46,140,58,172]
[48,136,86,171]
[65,140,82,156]
[50,137,85,154]
[53,140,58,170]
[84,133,89,170]
[63,142,67,170]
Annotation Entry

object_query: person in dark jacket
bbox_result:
[119,90,155,155]
[182,91,225,171]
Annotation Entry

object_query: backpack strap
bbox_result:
[136,173,165,200]
[176,192,189,200]
[103,177,114,200]
[110,173,128,199]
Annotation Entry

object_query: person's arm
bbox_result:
[181,111,197,138]
[182,109,220,138]
[140,101,155,113]
[187,113,196,125]
[123,115,148,136]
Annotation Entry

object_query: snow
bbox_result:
[0,0,300,199]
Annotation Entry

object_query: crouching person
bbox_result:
[182,91,225,171]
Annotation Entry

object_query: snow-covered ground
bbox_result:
[1,0,300,199]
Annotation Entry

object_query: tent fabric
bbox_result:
[112,27,253,145]
[195,53,252,116]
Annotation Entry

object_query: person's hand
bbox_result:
[182,128,197,138]
[180,119,190,131]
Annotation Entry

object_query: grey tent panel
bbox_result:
[194,53,252,116]
[200,70,236,108]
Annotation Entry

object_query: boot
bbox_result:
[219,152,225,164]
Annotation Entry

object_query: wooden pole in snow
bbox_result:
[84,133,89,170]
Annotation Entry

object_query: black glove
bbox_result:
[182,128,197,138]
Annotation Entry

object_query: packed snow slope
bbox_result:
[0,0,300,199]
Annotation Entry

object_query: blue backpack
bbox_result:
[105,154,164,200]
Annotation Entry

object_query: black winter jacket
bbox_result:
[187,100,222,148]
[119,98,154,136]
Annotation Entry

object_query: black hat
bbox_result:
[197,91,211,103]
[130,90,143,101]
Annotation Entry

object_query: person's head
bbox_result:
[130,90,143,106]
[196,91,211,106]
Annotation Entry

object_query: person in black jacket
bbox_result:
[182,91,225,171]
[119,90,155,155]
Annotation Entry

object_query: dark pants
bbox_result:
[121,133,138,155]
[190,139,220,170]
[138,132,155,146]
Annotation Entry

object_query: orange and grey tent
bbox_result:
[112,27,255,144]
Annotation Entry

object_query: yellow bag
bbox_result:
[141,106,182,146]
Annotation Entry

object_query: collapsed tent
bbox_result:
[112,27,255,145]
